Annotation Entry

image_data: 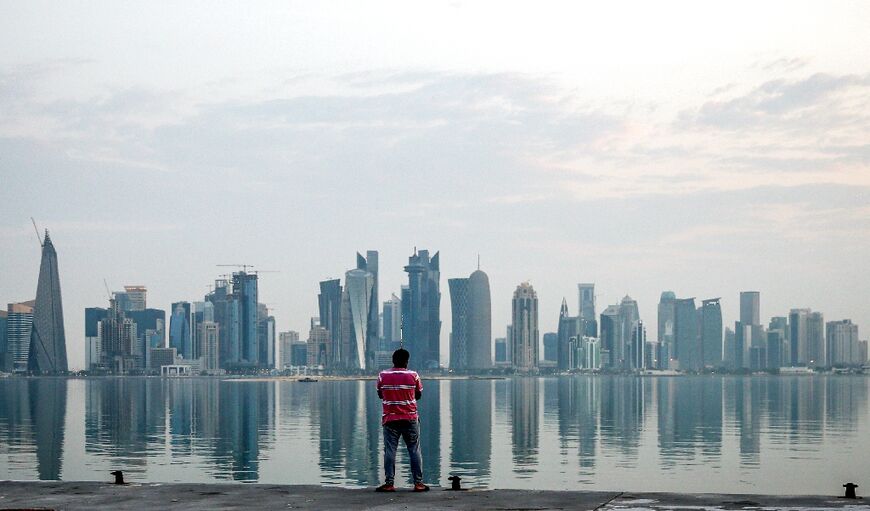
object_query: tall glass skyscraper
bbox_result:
[356,251,379,367]
[169,301,193,360]
[28,231,68,373]
[700,298,723,368]
[448,269,492,371]
[510,282,538,371]
[345,268,374,370]
[402,249,441,369]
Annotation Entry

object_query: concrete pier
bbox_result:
[0,481,866,511]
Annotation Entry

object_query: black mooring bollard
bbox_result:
[843,483,859,499]
[448,475,462,491]
[111,470,125,485]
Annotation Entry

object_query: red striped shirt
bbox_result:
[376,368,423,425]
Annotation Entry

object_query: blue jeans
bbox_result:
[383,419,423,484]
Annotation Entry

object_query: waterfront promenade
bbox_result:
[0,481,866,511]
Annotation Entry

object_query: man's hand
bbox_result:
[378,389,383,399]
[415,389,422,400]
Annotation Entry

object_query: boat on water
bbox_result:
[297,377,319,383]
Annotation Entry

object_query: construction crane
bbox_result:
[103,278,113,301]
[216,264,280,276]
[31,217,43,246]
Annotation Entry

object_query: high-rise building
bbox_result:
[699,298,723,368]
[85,307,107,371]
[543,332,558,362]
[307,318,329,367]
[858,340,869,365]
[599,304,620,368]
[739,291,761,326]
[99,299,138,373]
[6,301,35,372]
[356,251,379,367]
[345,268,374,370]
[789,308,810,366]
[674,298,699,371]
[318,279,343,368]
[233,271,260,367]
[28,231,68,373]
[279,331,300,369]
[114,285,147,312]
[198,321,220,372]
[494,337,507,364]
[723,327,736,368]
[510,282,538,371]
[402,249,441,369]
[826,320,859,366]
[657,291,677,367]
[169,301,193,360]
[807,311,825,367]
[630,321,646,369]
[578,283,596,323]
[0,310,7,372]
[382,294,402,349]
[448,269,492,371]
[735,291,763,369]
[769,316,789,367]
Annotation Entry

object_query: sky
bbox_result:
[1,1,868,370]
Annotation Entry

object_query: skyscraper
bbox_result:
[28,231,68,373]
[0,310,7,372]
[345,268,374,370]
[789,308,810,366]
[657,291,676,367]
[199,321,220,372]
[6,301,35,372]
[699,298,723,368]
[599,304,620,368]
[169,301,193,359]
[510,282,538,371]
[382,294,402,348]
[449,269,492,371]
[826,319,859,366]
[232,271,259,367]
[740,291,760,326]
[356,251,379,366]
[318,279,343,368]
[578,283,596,323]
[806,311,825,367]
[85,307,107,371]
[735,291,763,369]
[674,297,699,371]
[403,249,441,369]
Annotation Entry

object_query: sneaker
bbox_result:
[413,483,430,492]
[375,483,396,492]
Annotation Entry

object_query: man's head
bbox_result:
[392,349,410,368]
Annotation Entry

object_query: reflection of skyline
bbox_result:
[509,378,539,472]
[450,379,492,481]
[1,376,870,489]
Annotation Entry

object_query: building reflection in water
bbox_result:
[450,379,492,483]
[2,375,870,489]
[0,379,68,480]
[509,378,539,474]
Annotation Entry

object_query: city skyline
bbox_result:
[1,2,869,371]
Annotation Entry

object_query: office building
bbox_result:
[99,299,138,373]
[0,310,6,372]
[657,291,677,367]
[28,231,68,373]
[448,268,492,371]
[307,318,329,367]
[345,268,374,370]
[543,332,557,362]
[673,297,699,371]
[510,282,538,371]
[356,251,379,366]
[699,298,723,368]
[6,301,35,372]
[279,331,300,369]
[630,321,646,369]
[578,283,596,323]
[85,307,107,371]
[494,337,507,364]
[198,321,220,372]
[806,311,825,367]
[169,301,193,360]
[402,249,441,369]
[318,279,342,368]
[382,294,402,349]
[113,285,147,312]
[233,271,260,367]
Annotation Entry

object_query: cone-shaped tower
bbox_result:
[28,230,68,373]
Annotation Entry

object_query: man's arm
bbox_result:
[414,373,422,400]
[376,373,383,399]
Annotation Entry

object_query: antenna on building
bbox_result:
[31,217,43,247]
[477,253,480,270]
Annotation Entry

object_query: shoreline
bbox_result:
[0,481,866,511]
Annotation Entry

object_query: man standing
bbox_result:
[375,349,429,492]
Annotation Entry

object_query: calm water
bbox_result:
[0,375,868,494]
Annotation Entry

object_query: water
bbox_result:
[0,375,868,494]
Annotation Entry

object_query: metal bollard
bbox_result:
[111,470,126,485]
[843,483,859,499]
[448,475,462,491]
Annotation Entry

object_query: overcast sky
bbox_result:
[1,1,869,370]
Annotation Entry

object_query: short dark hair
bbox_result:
[392,349,410,368]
